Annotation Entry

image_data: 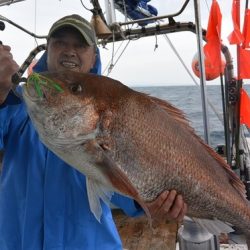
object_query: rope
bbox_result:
[108,40,130,76]
[102,40,125,74]
[108,30,116,74]
[103,39,131,76]
[80,0,92,12]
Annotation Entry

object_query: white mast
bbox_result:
[104,0,117,25]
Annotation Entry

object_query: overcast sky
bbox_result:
[0,0,245,86]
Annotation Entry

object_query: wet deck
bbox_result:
[112,209,248,250]
[112,209,178,250]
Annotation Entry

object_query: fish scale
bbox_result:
[23,71,250,247]
[110,104,200,201]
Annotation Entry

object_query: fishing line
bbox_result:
[204,0,210,11]
[163,34,224,125]
[33,0,38,47]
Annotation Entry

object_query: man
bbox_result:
[0,14,187,249]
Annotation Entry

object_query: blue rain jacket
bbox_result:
[0,51,143,250]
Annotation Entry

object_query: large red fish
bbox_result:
[23,71,250,247]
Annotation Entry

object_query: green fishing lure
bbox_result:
[27,73,63,97]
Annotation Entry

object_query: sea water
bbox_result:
[134,84,250,148]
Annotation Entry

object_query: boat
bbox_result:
[0,0,250,249]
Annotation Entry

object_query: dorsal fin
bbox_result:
[146,94,190,127]
[146,94,247,200]
[194,134,247,199]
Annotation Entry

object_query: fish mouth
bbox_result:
[23,83,45,102]
[23,73,64,102]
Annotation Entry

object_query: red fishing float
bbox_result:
[191,52,226,81]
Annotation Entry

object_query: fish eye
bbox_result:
[69,84,82,94]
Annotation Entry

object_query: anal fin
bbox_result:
[192,217,234,235]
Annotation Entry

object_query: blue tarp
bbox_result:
[114,0,158,26]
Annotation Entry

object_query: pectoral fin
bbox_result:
[86,177,114,222]
[85,140,151,221]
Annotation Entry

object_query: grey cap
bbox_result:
[47,14,97,46]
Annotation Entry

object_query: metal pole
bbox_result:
[118,0,190,26]
[193,0,210,145]
[0,15,46,39]
[103,0,117,25]
[104,0,112,25]
[110,0,117,23]
[235,0,243,170]
[179,7,217,250]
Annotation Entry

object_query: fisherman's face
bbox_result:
[47,28,96,73]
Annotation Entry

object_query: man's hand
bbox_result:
[0,44,19,104]
[146,190,187,223]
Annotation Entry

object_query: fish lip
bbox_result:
[23,84,45,102]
